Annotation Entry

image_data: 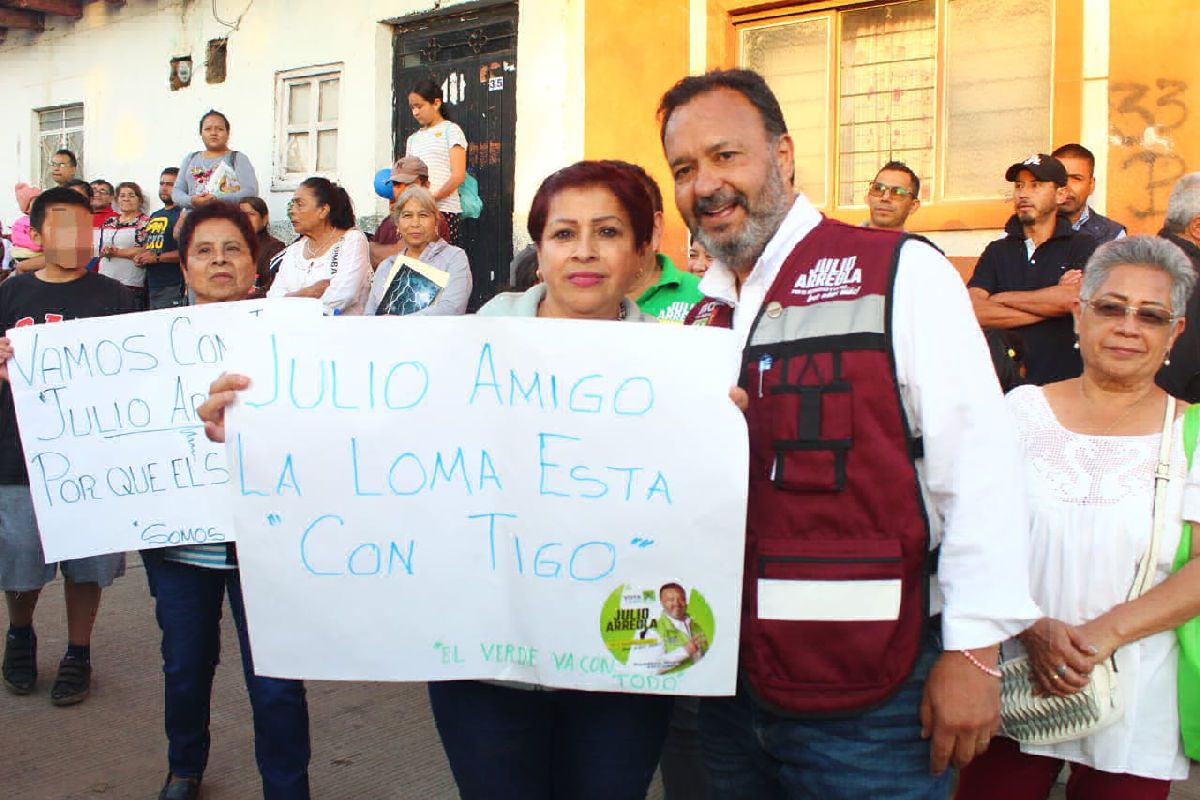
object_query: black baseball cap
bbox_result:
[1004,154,1067,186]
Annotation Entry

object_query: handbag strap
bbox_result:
[1129,394,1177,601]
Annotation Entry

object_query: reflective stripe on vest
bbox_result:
[749,295,886,347]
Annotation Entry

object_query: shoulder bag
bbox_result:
[1173,403,1200,759]
[999,395,1176,745]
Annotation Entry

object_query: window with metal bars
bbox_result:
[739,0,1053,212]
[36,104,84,188]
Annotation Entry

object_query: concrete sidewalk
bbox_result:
[2,560,1197,799]
[0,560,459,799]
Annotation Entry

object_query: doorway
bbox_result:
[393,2,518,309]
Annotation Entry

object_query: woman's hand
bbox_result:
[197,372,251,443]
[729,387,749,412]
[286,279,331,300]
[1016,618,1095,696]
[0,336,11,382]
[1073,617,1122,666]
[193,192,215,206]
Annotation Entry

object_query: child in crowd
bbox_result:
[0,187,138,706]
[9,184,43,267]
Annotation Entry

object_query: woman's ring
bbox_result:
[1055,664,1068,678]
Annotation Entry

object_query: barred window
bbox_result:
[37,104,84,188]
[740,0,1053,211]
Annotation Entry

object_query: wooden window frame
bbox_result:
[273,63,343,190]
[709,0,1083,232]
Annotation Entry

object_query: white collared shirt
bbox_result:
[698,194,1041,650]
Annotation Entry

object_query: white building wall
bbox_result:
[0,0,583,253]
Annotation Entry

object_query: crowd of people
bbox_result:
[3,66,1200,800]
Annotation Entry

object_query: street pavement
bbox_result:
[2,560,1197,799]
[0,559,459,799]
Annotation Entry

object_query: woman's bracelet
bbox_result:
[961,649,1001,679]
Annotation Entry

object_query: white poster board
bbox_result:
[229,316,748,695]
[6,299,321,561]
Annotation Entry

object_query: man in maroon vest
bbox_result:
[659,69,1040,797]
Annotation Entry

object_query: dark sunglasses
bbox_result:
[867,181,915,199]
[1087,298,1177,327]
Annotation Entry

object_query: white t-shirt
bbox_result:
[405,120,467,214]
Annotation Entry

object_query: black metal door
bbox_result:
[394,3,517,310]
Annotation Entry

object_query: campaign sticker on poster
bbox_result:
[599,583,715,675]
[5,299,321,560]
[227,315,748,695]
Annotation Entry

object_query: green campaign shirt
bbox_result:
[635,253,703,324]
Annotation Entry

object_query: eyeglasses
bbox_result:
[867,181,915,199]
[1086,298,1177,327]
[93,187,113,195]
[48,161,71,168]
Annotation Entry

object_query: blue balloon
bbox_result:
[373,168,394,200]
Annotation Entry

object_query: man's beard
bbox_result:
[690,162,792,272]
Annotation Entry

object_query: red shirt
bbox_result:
[91,209,118,228]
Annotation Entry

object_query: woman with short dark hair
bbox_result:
[429,161,671,800]
[148,201,311,800]
[98,181,151,308]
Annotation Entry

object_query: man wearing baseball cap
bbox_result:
[967,153,1099,385]
[369,155,448,267]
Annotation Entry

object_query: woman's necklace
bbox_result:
[1078,383,1159,436]
[303,228,339,261]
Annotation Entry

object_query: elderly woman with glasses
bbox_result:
[957,236,1200,800]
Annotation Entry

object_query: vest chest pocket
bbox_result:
[754,351,853,493]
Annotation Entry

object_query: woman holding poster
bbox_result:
[441,160,672,799]
[197,161,676,799]
[148,202,311,800]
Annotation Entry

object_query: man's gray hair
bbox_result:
[1164,172,1200,235]
[1080,235,1197,315]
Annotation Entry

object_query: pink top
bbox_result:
[10,215,39,252]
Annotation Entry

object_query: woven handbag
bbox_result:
[999,395,1176,745]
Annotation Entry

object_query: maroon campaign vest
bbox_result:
[687,217,932,715]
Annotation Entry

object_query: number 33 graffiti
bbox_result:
[1110,79,1189,219]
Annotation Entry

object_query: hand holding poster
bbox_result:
[228,316,748,695]
[5,299,321,560]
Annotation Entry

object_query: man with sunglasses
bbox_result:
[968,154,1098,385]
[865,161,921,231]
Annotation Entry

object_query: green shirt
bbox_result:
[635,254,703,323]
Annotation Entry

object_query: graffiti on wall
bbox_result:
[1110,79,1189,220]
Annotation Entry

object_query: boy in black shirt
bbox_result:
[0,188,137,705]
